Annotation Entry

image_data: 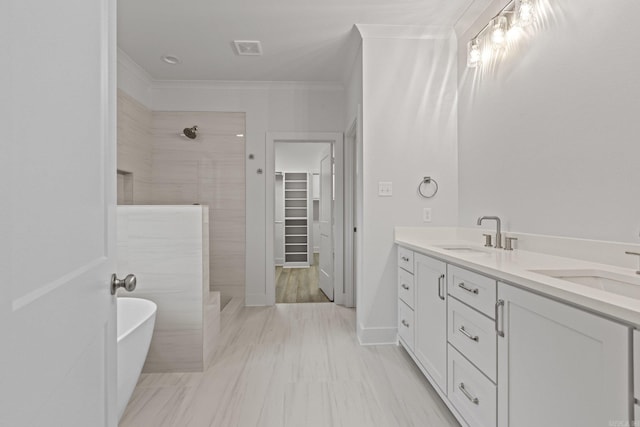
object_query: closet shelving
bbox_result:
[283,172,312,267]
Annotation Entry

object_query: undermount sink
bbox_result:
[436,246,489,254]
[530,269,640,299]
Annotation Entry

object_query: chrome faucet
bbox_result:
[477,216,502,249]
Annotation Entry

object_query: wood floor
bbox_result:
[275,254,331,304]
[120,300,460,427]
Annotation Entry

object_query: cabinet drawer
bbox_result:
[448,297,497,382]
[448,265,497,318]
[397,246,414,273]
[398,300,415,350]
[398,268,415,309]
[448,345,497,427]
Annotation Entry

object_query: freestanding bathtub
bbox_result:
[117,297,157,421]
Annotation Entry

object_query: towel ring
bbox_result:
[417,176,439,198]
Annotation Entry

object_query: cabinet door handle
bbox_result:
[401,256,410,262]
[495,299,505,337]
[437,274,445,300]
[458,383,479,405]
[401,319,410,328]
[458,282,479,295]
[401,284,410,290]
[459,326,479,342]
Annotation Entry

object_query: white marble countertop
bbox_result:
[395,229,640,328]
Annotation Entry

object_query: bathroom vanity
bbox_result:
[396,228,640,427]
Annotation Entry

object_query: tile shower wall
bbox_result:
[150,112,246,306]
[117,205,219,373]
[117,90,153,203]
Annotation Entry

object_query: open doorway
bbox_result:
[266,132,344,306]
[274,142,333,303]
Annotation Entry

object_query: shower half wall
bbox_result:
[117,90,246,306]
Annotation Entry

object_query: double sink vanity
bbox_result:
[395,224,640,427]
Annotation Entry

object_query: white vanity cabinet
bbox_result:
[497,282,630,427]
[396,244,632,427]
[397,248,415,352]
[446,269,497,427]
[414,253,448,393]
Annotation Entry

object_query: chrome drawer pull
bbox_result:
[458,282,479,295]
[401,320,410,328]
[458,383,479,405]
[459,326,479,342]
[401,284,410,290]
[437,274,445,300]
[495,299,505,337]
[401,256,410,262]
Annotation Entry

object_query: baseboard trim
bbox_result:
[245,293,269,306]
[357,323,398,345]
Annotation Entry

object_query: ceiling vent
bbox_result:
[233,40,263,56]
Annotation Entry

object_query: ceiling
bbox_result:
[118,0,490,83]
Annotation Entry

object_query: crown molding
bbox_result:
[355,24,454,40]
[117,49,346,98]
[150,79,344,92]
[117,48,154,85]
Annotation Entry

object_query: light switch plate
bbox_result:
[423,208,432,222]
[378,182,392,197]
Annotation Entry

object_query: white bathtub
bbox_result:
[117,297,157,421]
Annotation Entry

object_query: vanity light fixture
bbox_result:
[490,16,508,48]
[466,0,540,68]
[515,0,535,27]
[467,40,481,68]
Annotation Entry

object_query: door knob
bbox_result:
[111,273,137,295]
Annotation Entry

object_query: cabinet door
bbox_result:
[414,253,448,393]
[497,283,630,427]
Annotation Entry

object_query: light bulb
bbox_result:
[467,40,481,68]
[491,16,508,49]
[516,0,535,27]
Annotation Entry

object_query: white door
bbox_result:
[319,146,334,300]
[414,253,448,393]
[497,282,629,427]
[1,1,118,426]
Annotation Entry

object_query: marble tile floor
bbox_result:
[120,298,460,427]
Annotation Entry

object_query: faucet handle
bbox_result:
[625,251,640,275]
[504,237,518,251]
[482,234,493,247]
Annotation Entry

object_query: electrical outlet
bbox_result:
[378,182,392,197]
[423,208,432,222]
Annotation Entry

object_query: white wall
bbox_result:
[357,26,459,343]
[275,142,329,173]
[345,45,363,128]
[458,0,640,243]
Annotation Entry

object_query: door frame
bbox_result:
[344,107,362,308]
[266,132,344,305]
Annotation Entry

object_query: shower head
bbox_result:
[181,125,198,139]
